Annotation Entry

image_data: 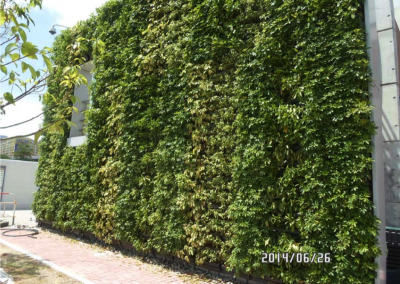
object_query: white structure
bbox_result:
[67,61,93,147]
[366,0,400,282]
[0,159,39,210]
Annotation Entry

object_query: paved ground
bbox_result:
[0,211,194,284]
[0,210,37,227]
[1,244,79,284]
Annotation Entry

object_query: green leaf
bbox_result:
[5,43,16,55]
[18,23,30,30]
[66,120,77,128]
[42,54,53,72]
[9,11,18,26]
[10,53,20,61]
[34,130,43,144]
[79,43,88,51]
[28,15,35,26]
[27,53,38,60]
[21,62,36,79]
[0,65,7,75]
[4,92,15,104]
[18,27,27,42]
[0,9,5,26]
[43,92,51,105]
[21,61,28,73]
[21,42,39,57]
[56,126,64,136]
[28,65,37,80]
[9,71,15,81]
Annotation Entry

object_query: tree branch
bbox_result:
[0,36,17,46]
[1,75,50,109]
[0,112,44,129]
[2,52,39,66]
[0,119,61,141]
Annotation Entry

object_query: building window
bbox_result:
[67,61,94,147]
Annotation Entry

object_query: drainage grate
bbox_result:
[386,228,400,270]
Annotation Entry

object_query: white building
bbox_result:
[0,159,39,210]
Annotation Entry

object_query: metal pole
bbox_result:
[12,195,16,226]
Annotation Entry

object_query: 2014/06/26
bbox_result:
[261,253,331,264]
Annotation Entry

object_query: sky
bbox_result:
[0,0,108,139]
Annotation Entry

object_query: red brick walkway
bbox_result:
[0,229,186,284]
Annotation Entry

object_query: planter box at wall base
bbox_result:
[82,231,96,240]
[38,219,52,227]
[121,241,134,250]
[156,252,174,263]
[112,239,121,246]
[200,262,221,273]
[72,229,82,237]
[248,277,273,284]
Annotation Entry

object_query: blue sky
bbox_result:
[0,0,107,139]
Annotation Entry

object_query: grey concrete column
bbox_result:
[365,0,392,283]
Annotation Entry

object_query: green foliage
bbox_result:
[33,0,380,283]
[14,143,32,160]
[0,0,52,108]
[0,154,11,159]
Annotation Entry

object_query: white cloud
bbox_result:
[42,0,109,27]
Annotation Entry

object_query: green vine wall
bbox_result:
[33,0,380,283]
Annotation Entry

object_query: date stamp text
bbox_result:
[261,253,331,264]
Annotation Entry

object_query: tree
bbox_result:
[13,142,32,160]
[0,154,11,159]
[0,0,104,142]
[1,0,52,109]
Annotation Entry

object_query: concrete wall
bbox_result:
[0,159,38,210]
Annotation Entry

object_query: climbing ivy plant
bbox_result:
[33,0,380,283]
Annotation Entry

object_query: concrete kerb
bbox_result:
[0,237,94,284]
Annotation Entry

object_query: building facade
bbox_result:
[0,138,39,158]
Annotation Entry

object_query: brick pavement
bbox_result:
[0,229,186,284]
